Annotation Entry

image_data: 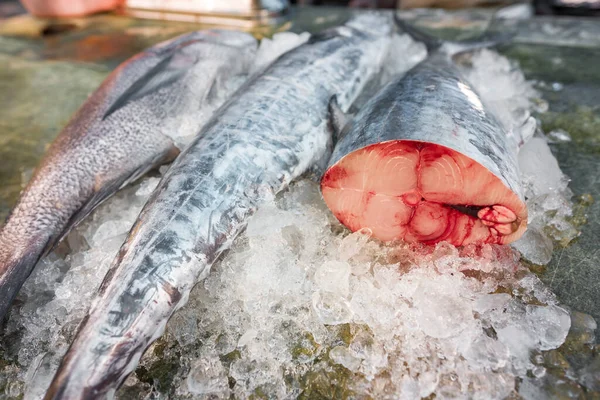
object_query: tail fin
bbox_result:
[393,9,515,56]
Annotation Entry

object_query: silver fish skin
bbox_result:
[44,13,392,400]
[327,51,523,199]
[0,30,257,322]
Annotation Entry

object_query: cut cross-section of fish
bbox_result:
[322,141,526,246]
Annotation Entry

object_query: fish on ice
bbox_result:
[44,14,394,399]
[0,30,258,322]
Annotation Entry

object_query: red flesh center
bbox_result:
[321,140,527,246]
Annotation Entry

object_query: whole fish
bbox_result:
[321,18,527,246]
[44,14,393,399]
[0,30,257,322]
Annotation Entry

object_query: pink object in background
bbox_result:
[20,0,122,17]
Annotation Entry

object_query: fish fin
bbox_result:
[102,49,197,120]
[204,76,220,104]
[0,147,169,321]
[393,14,443,53]
[327,95,354,145]
[53,145,180,250]
[307,29,339,45]
[441,31,514,57]
[393,13,514,56]
[304,95,352,182]
[0,239,48,322]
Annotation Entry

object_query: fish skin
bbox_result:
[0,30,258,323]
[44,14,392,400]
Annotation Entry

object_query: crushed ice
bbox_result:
[171,185,572,399]
[459,49,579,266]
[0,24,595,400]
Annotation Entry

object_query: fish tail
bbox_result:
[393,11,514,56]
[0,235,49,322]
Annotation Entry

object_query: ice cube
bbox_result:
[312,291,353,325]
[245,204,290,238]
[473,293,512,314]
[314,260,350,296]
[512,227,554,266]
[547,128,572,143]
[519,377,546,400]
[526,305,571,351]
[413,279,475,339]
[532,366,546,378]
[398,376,420,400]
[496,324,536,372]
[134,177,160,197]
[186,357,229,396]
[518,274,557,306]
[381,33,427,81]
[330,346,361,372]
[460,334,509,370]
[338,230,371,262]
[495,3,533,19]
[519,137,565,196]
[90,220,130,247]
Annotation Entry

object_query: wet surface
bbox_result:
[0,3,599,336]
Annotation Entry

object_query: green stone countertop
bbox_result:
[0,4,599,336]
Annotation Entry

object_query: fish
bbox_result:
[44,14,393,399]
[0,30,258,322]
[321,16,528,246]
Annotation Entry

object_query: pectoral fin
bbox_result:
[51,144,180,251]
[327,95,354,145]
[102,49,199,120]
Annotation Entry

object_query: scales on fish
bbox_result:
[321,17,528,246]
[0,30,258,323]
[43,14,393,399]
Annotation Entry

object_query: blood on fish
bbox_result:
[320,164,348,188]
[321,140,527,246]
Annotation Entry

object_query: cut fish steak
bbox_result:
[322,50,527,246]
